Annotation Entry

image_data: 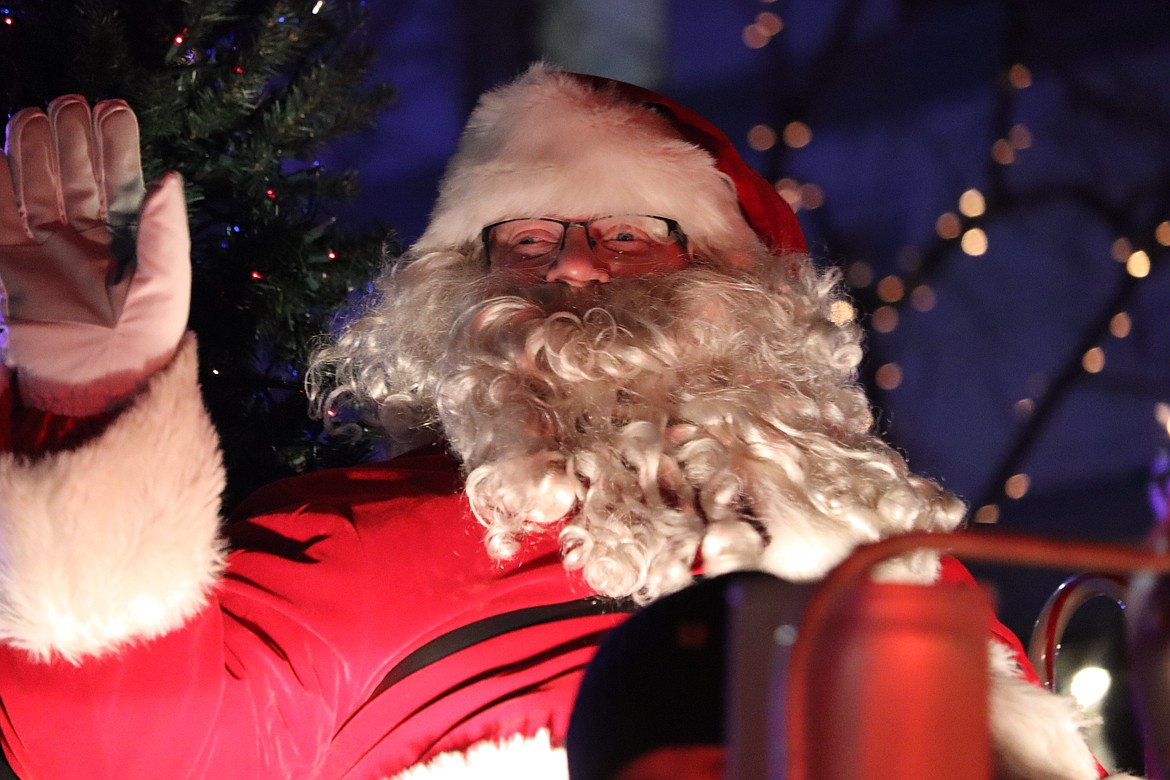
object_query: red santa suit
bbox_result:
[0,343,1111,779]
[0,65,1121,779]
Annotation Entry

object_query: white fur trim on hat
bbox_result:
[0,333,227,663]
[414,64,762,257]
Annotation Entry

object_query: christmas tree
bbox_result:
[0,0,396,506]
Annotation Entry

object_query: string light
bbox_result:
[973,505,1000,524]
[991,138,1015,165]
[742,11,784,48]
[845,261,874,288]
[742,25,769,49]
[775,178,806,210]
[1156,403,1170,436]
[756,12,783,36]
[1004,473,1030,499]
[747,124,777,151]
[1156,221,1170,246]
[909,284,936,312]
[875,363,902,390]
[251,271,264,280]
[935,212,961,239]
[312,1,325,13]
[799,182,824,209]
[872,306,898,333]
[1126,249,1151,278]
[1081,346,1105,374]
[877,275,905,303]
[961,227,988,256]
[1007,63,1033,89]
[958,188,986,217]
[782,121,812,148]
[1109,312,1131,338]
[1111,237,1133,261]
[1008,124,1032,149]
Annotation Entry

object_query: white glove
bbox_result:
[0,95,190,416]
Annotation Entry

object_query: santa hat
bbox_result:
[414,64,806,259]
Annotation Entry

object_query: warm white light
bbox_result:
[1070,666,1111,708]
[961,228,988,256]
[958,189,985,217]
[312,0,325,13]
[1127,250,1151,278]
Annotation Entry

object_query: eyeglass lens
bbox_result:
[486,215,680,269]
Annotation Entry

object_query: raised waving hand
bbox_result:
[0,96,190,416]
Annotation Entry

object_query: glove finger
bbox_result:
[129,170,191,332]
[0,150,32,245]
[49,96,104,233]
[92,100,144,228]
[5,108,66,240]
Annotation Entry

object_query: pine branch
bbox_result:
[1,0,398,506]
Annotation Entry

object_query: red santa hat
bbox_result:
[414,63,806,259]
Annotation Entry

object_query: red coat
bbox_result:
[0,342,1111,779]
[0,452,633,778]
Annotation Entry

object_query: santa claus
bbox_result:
[0,64,1137,778]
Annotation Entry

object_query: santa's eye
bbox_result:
[487,219,563,262]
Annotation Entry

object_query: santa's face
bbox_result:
[483,214,690,288]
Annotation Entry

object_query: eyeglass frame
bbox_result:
[479,215,689,268]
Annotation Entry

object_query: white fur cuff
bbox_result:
[0,333,226,663]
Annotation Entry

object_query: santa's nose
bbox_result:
[545,226,611,286]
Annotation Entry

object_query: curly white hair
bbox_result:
[308,248,966,602]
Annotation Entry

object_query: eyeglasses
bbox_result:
[481,215,688,270]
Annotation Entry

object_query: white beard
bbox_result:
[311,250,966,602]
